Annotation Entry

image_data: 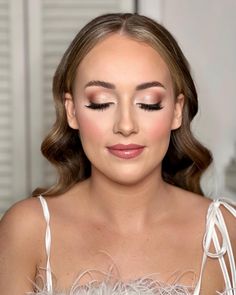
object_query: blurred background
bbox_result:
[0,0,236,214]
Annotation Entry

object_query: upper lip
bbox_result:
[107,144,145,150]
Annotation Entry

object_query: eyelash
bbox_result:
[85,102,163,111]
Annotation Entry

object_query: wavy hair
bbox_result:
[34,13,212,196]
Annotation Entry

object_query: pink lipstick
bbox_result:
[107,144,145,159]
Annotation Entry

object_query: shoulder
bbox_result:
[0,196,47,292]
[1,196,45,231]
[168,185,213,216]
[165,185,214,240]
[0,196,46,262]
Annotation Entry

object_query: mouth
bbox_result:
[107,144,145,159]
[107,144,145,150]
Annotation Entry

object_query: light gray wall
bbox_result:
[139,0,236,199]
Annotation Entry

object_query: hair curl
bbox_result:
[33,13,212,196]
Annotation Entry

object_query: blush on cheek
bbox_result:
[147,120,172,163]
[78,115,104,141]
[146,118,172,140]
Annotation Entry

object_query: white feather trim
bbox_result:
[27,266,196,295]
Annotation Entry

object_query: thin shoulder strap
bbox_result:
[38,195,53,293]
[193,198,236,295]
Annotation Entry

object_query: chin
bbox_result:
[104,167,156,186]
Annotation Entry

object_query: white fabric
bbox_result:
[193,199,236,295]
[37,196,236,295]
[38,195,53,293]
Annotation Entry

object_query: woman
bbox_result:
[0,13,235,295]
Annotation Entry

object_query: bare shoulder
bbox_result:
[168,184,213,215]
[0,196,46,293]
[176,188,236,255]
[0,196,45,260]
[1,196,45,237]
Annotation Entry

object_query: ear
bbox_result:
[171,93,185,130]
[64,92,79,130]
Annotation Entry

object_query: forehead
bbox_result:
[75,34,172,89]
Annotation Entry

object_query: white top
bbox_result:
[30,196,236,295]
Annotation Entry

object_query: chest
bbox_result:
[38,223,218,287]
[36,216,225,293]
[50,216,197,266]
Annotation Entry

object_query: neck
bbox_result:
[86,167,173,232]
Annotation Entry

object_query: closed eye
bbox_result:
[137,102,163,111]
[85,102,163,111]
[85,102,113,111]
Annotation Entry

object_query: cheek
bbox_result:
[76,111,107,142]
[143,110,174,142]
[148,120,171,140]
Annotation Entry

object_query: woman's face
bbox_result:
[65,34,184,184]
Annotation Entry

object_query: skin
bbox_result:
[0,33,235,295]
[65,33,184,229]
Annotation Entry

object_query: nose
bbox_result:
[113,103,139,136]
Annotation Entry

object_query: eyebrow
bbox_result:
[84,80,166,90]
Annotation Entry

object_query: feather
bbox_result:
[27,267,196,295]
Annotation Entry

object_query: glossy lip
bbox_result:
[107,144,145,159]
[107,144,145,150]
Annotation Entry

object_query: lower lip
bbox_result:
[107,147,144,159]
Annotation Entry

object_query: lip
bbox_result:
[107,144,145,159]
[107,144,145,150]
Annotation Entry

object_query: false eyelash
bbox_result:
[137,102,163,111]
[85,102,111,111]
[85,102,163,111]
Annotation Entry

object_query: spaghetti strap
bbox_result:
[193,198,236,295]
[38,195,53,294]
[35,196,235,295]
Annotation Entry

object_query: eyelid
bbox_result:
[86,91,162,102]
[135,92,163,101]
[86,91,116,100]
